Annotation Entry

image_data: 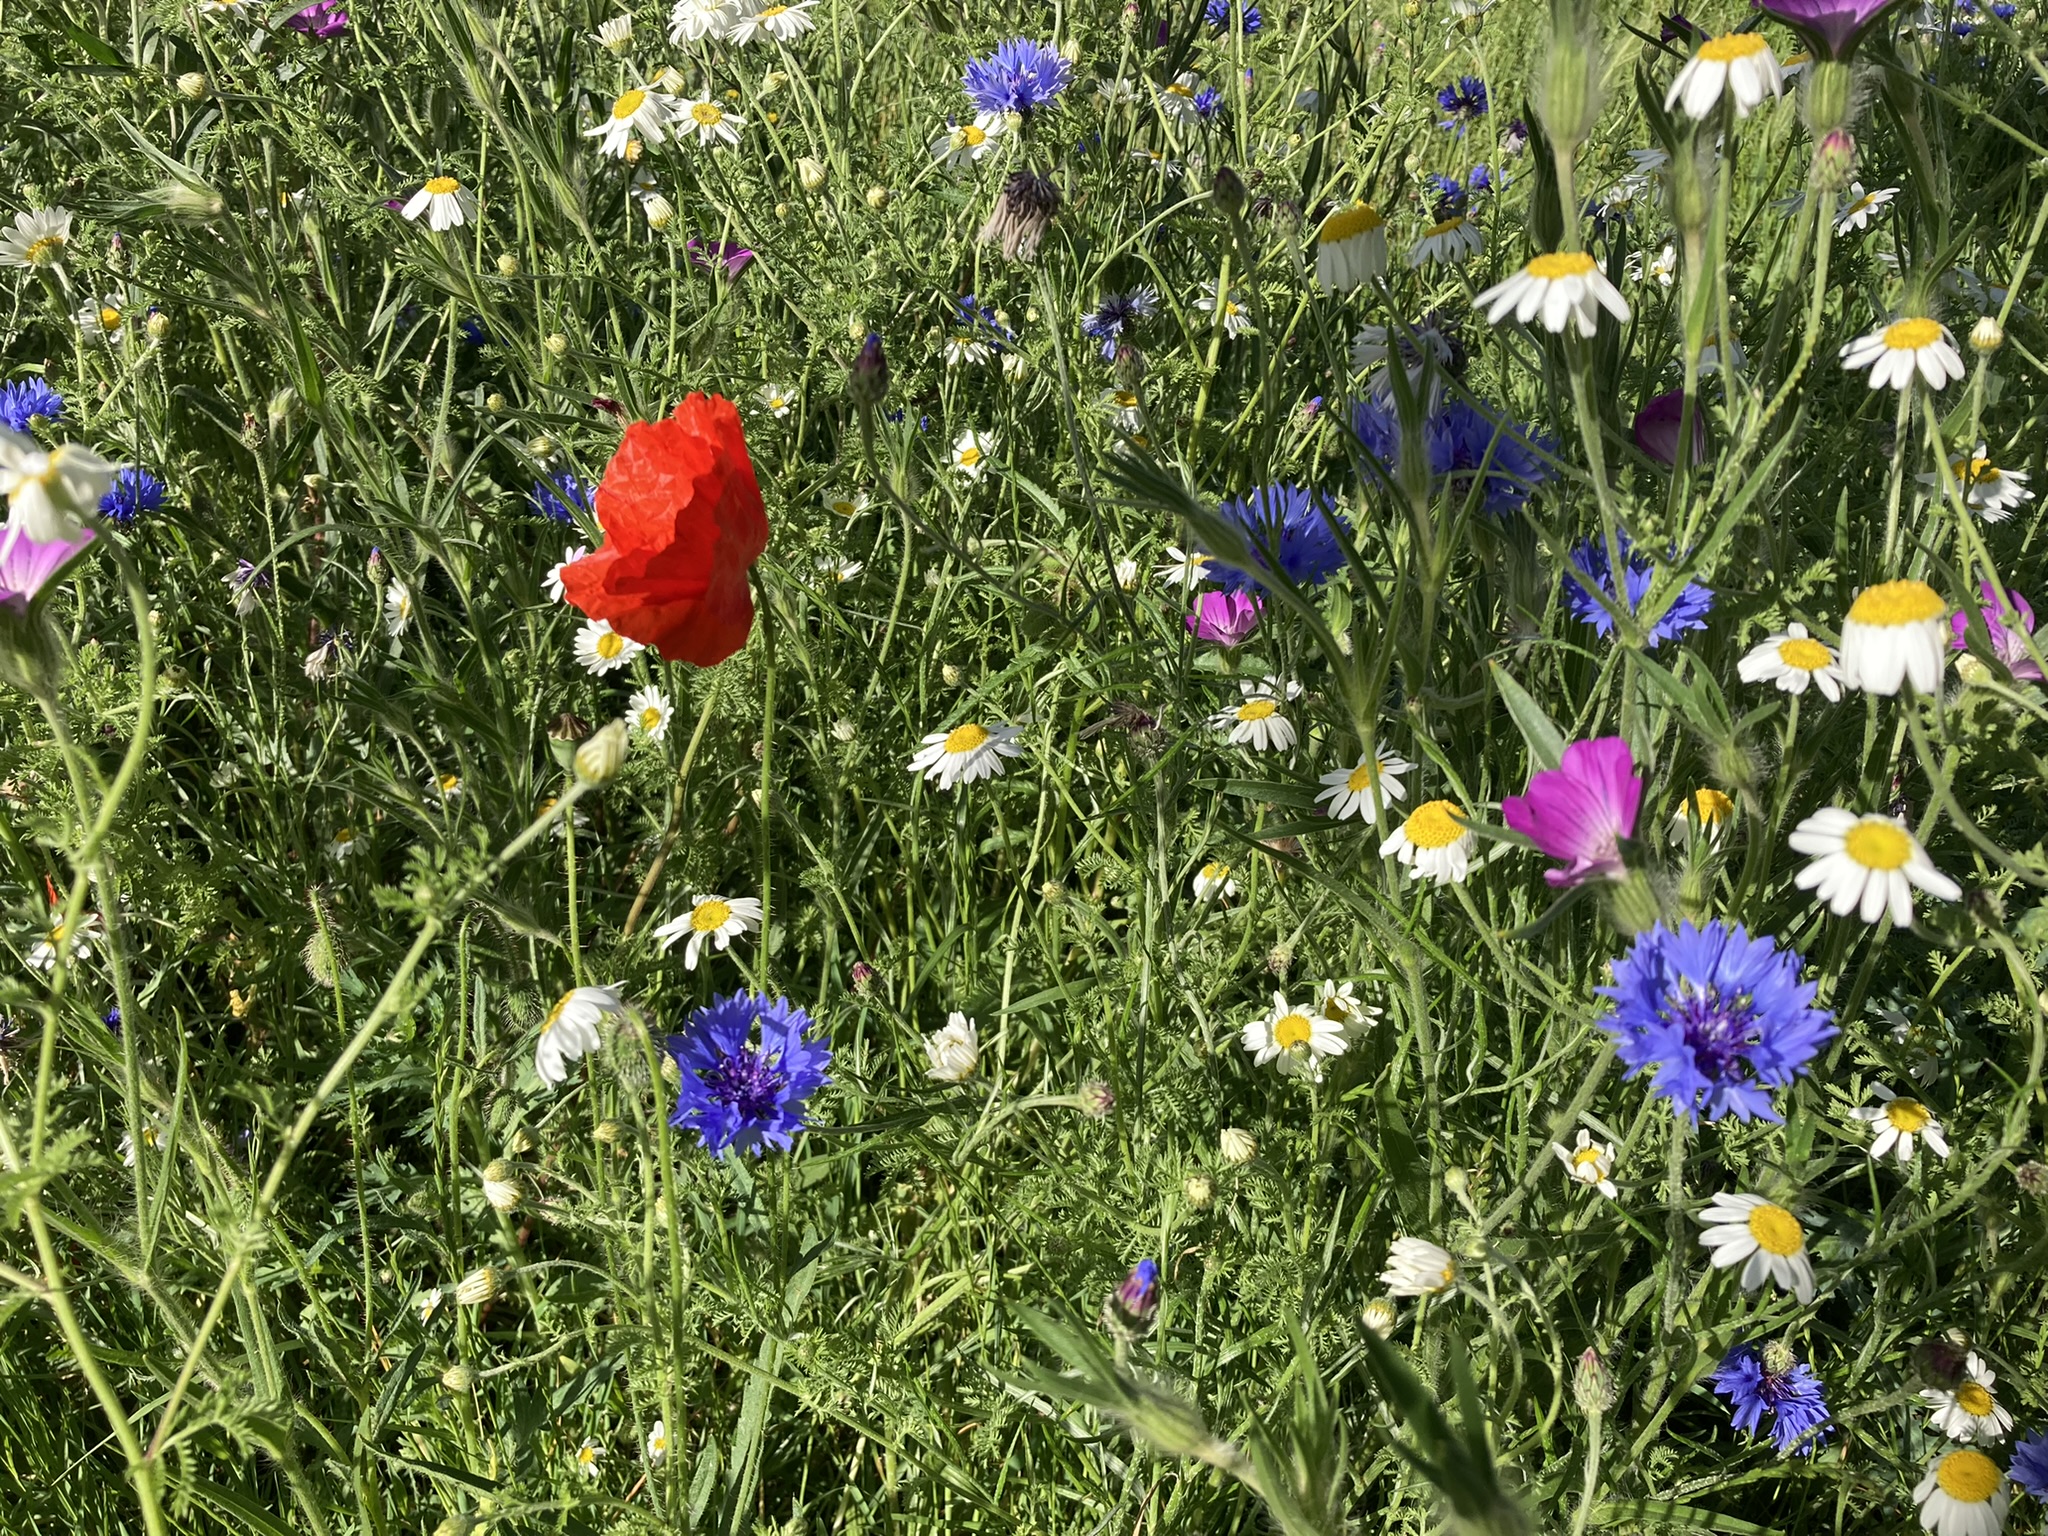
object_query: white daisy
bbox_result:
[1552,1129,1619,1199]
[1790,808,1961,927]
[1317,752,1412,822]
[400,177,475,232]
[674,95,744,148]
[1314,201,1388,292]
[950,429,997,480]
[1839,579,1949,694]
[907,720,1024,791]
[28,909,102,972]
[329,827,359,860]
[119,1120,164,1166]
[594,14,634,51]
[0,434,115,542]
[575,617,645,675]
[415,1286,444,1324]
[1113,556,1140,590]
[1695,1190,1816,1304]
[815,555,862,583]
[384,579,414,637]
[1311,979,1380,1041]
[1197,279,1255,337]
[1840,316,1965,391]
[1913,1448,2008,1536]
[1209,676,1299,752]
[546,545,588,602]
[1474,251,1631,337]
[1154,545,1212,589]
[1922,1354,2014,1444]
[534,985,625,1086]
[652,893,763,969]
[1240,989,1347,1080]
[1834,182,1897,235]
[1130,147,1181,178]
[1698,330,1746,375]
[1407,213,1485,268]
[575,1439,604,1480]
[1737,622,1845,700]
[628,685,674,740]
[727,0,816,44]
[646,1419,669,1465]
[74,295,127,346]
[1191,860,1237,902]
[944,333,995,368]
[1665,32,1782,120]
[923,1012,980,1082]
[758,382,796,416]
[1379,799,1474,886]
[1380,1236,1457,1298]
[0,206,72,269]
[820,489,870,519]
[586,87,678,158]
[668,0,735,43]
[433,771,463,801]
[1851,1083,1950,1164]
[1100,388,1144,433]
[1919,446,2034,521]
[930,113,1006,170]
[1157,72,1206,127]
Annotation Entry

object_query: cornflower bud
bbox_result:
[145,310,172,342]
[543,332,569,358]
[1574,1346,1616,1414]
[1078,1079,1115,1118]
[1211,166,1246,219]
[1812,129,1856,193]
[848,332,889,408]
[441,1362,477,1392]
[866,185,891,209]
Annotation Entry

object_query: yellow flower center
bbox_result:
[1698,32,1769,62]
[692,898,732,932]
[1201,861,1230,884]
[1881,317,1942,351]
[1778,636,1833,670]
[961,123,986,147]
[957,445,982,467]
[1847,578,1945,628]
[1319,201,1384,244]
[1424,216,1467,237]
[1956,1382,1995,1417]
[98,307,122,332]
[1843,818,1913,871]
[1744,1203,1804,1257]
[1346,760,1381,794]
[1112,391,1138,408]
[943,723,990,754]
[691,101,724,127]
[1166,81,1194,97]
[1883,1097,1931,1133]
[334,828,354,845]
[640,707,664,731]
[1402,799,1466,850]
[1691,788,1734,824]
[578,1446,598,1465]
[830,499,858,515]
[425,176,460,195]
[1527,251,1597,280]
[613,88,648,120]
[439,774,461,793]
[50,921,68,943]
[1785,51,1812,66]
[759,3,788,12]
[1953,456,2000,484]
[596,630,625,659]
[24,235,63,265]
[1272,1012,1314,1049]
[1236,698,1278,722]
[1935,1449,2001,1504]
[541,990,573,1035]
[1571,1145,1606,1172]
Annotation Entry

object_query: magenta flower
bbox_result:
[1754,0,1904,60]
[686,239,756,278]
[1633,389,1705,469]
[286,0,349,38]
[0,522,96,612]
[1501,737,1643,887]
[1951,580,2043,681]
[1186,590,1262,648]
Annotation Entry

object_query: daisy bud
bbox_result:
[506,1126,536,1155]
[798,156,829,194]
[1039,879,1065,904]
[642,193,677,230]
[543,332,569,358]
[528,435,556,459]
[1219,1126,1257,1164]
[1362,1297,1398,1337]
[1184,1172,1215,1209]
[1078,1079,1115,1118]
[941,663,963,686]
[480,1159,523,1212]
[762,70,788,94]
[176,71,210,100]
[145,309,172,342]
[866,185,891,209]
[1574,1347,1616,1414]
[454,1267,499,1305]
[440,1362,477,1392]
[773,201,789,219]
[574,719,630,784]
[1970,316,2004,354]
[830,717,856,742]
[1955,653,1995,687]
[496,252,520,277]
[486,391,507,412]
[2014,1160,2048,1197]
[433,1515,477,1536]
[1812,128,1856,193]
[1442,1166,1468,1197]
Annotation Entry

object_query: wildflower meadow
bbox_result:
[8,0,2048,1529]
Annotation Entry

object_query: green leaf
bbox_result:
[1489,662,1566,770]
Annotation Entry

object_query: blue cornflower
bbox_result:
[1427,175,1469,221]
[99,467,167,527]
[1711,1343,1833,1457]
[457,316,491,348]
[1466,164,1493,193]
[1560,532,1714,647]
[0,379,64,433]
[1599,921,1837,1123]
[529,470,589,525]
[103,1007,122,1037]
[1353,396,1557,517]
[666,991,831,1156]
[1192,86,1224,122]
[1205,484,1349,593]
[2010,1431,2048,1499]
[1118,1259,1159,1316]
[955,293,1014,346]
[1081,286,1158,360]
[1203,0,1262,32]
[963,39,1073,117]
[1436,74,1488,131]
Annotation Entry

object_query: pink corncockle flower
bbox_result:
[286,0,349,38]
[1755,0,1902,60]
[1633,389,1706,468]
[0,521,96,611]
[1501,736,1644,886]
[1951,580,2043,681]
[1186,590,1262,648]
[686,239,756,277]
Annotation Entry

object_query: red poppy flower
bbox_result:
[559,394,769,666]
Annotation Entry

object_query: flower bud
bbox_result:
[761,69,788,94]
[941,662,963,686]
[848,332,889,408]
[365,545,385,581]
[1970,316,2004,354]
[1039,879,1065,904]
[1184,1172,1215,1209]
[497,252,521,277]
[1362,1297,1398,1337]
[1955,653,1994,687]
[528,434,556,459]
[1802,59,1853,138]
[176,71,210,100]
[1536,0,1604,152]
[1812,129,1856,193]
[594,1118,628,1146]
[481,1159,523,1212]
[1211,166,1246,219]
[1760,1339,1797,1376]
[1078,1079,1115,1118]
[2015,1160,2048,1197]
[433,1514,477,1536]
[145,310,173,342]
[1573,1346,1616,1415]
[1219,1126,1257,1164]
[441,1362,477,1392]
[866,185,890,210]
[574,719,630,784]
[798,156,829,194]
[850,960,878,994]
[454,1267,499,1305]
[486,391,507,413]
[1115,1258,1158,1320]
[543,332,569,358]
[642,193,677,230]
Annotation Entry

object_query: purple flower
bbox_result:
[666,991,831,1156]
[1501,737,1642,887]
[1205,484,1348,593]
[1711,1342,1833,1457]
[286,0,349,39]
[1186,590,1262,648]
[686,239,755,277]
[1599,921,1836,1122]
[0,379,64,433]
[1354,396,1558,516]
[0,523,96,611]
[1561,533,1714,648]
[1081,286,1158,360]
[1633,389,1706,468]
[1755,0,1906,60]
[2010,1431,2048,1499]
[1502,118,1530,155]
[529,471,588,525]
[1204,0,1262,31]
[963,39,1073,117]
[1951,580,2042,680]
[99,466,167,528]
[1436,74,1488,131]
[1117,1259,1159,1318]
[849,332,889,408]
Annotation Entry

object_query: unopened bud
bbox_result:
[454,1267,499,1305]
[1813,128,1856,193]
[1211,166,1246,219]
[1536,0,1603,151]
[145,310,172,342]
[440,1362,477,1392]
[798,156,828,194]
[1184,1172,1215,1209]
[2015,1160,2048,1197]
[1219,1126,1257,1164]
[543,332,569,358]
[1573,1346,1615,1414]
[1970,316,2004,354]
[1362,1297,1398,1337]
[850,960,878,994]
[1955,653,1995,687]
[574,719,630,784]
[1039,879,1065,904]
[365,545,386,581]
[1078,1079,1115,1118]
[848,332,889,408]
[941,662,963,686]
[1802,59,1852,138]
[642,193,677,230]
[432,1515,477,1536]
[497,252,521,277]
[594,1118,628,1145]
[176,71,210,100]
[1761,1339,1797,1375]
[866,185,890,210]
[486,391,507,412]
